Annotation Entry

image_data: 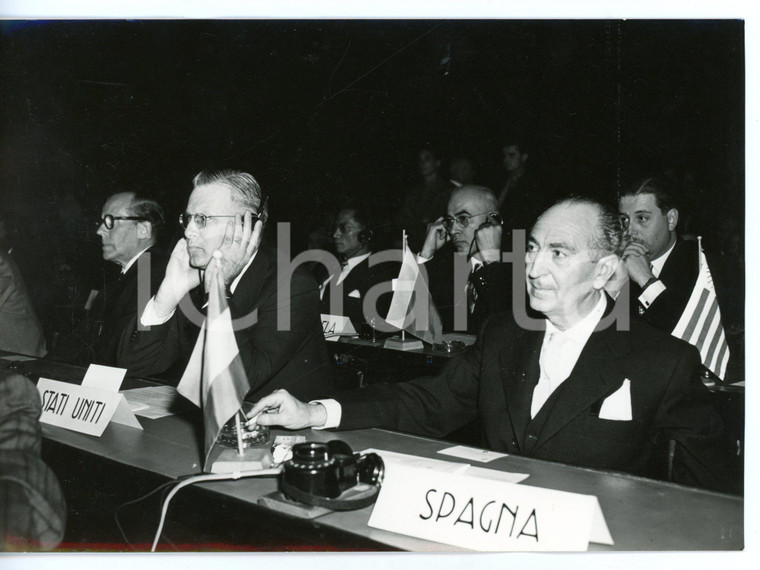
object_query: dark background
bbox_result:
[0,19,745,366]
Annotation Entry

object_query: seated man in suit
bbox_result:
[319,204,398,331]
[117,169,334,402]
[418,185,511,333]
[93,191,168,366]
[617,177,703,333]
[249,196,731,492]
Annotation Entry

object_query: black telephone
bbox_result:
[279,441,384,511]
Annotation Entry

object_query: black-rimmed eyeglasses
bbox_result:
[98,215,146,230]
[441,212,491,231]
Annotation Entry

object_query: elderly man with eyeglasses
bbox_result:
[91,192,167,366]
[116,170,334,401]
[415,185,512,334]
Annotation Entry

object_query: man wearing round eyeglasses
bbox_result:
[93,192,167,366]
[416,185,511,333]
[117,169,334,402]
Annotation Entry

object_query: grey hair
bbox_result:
[192,169,269,222]
[125,192,165,240]
[556,195,625,258]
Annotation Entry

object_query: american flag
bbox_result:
[671,237,730,380]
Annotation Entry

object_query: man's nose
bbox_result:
[96,223,107,237]
[184,220,199,239]
[526,250,547,278]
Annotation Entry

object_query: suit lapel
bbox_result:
[527,328,631,455]
[230,247,272,312]
[502,326,544,453]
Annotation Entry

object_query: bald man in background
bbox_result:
[417,185,511,334]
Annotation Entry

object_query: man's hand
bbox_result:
[245,389,327,430]
[473,223,502,264]
[204,213,264,291]
[621,241,654,287]
[419,217,448,259]
[153,238,201,319]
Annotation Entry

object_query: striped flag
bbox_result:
[177,257,250,470]
[386,231,443,345]
[671,237,730,380]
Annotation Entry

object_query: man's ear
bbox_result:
[666,208,679,232]
[592,254,619,290]
[136,221,152,240]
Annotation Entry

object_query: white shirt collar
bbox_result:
[121,245,152,274]
[649,238,677,278]
[544,293,607,343]
[344,252,371,271]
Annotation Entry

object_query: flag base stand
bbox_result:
[206,445,274,474]
[383,335,424,352]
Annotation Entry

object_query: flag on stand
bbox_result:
[177,257,250,470]
[671,237,730,380]
[385,231,443,345]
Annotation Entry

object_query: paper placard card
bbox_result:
[321,314,357,341]
[368,462,612,551]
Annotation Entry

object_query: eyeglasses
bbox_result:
[179,213,238,230]
[441,212,491,231]
[333,223,363,234]
[98,215,146,230]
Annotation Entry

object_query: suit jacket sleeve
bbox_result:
[636,240,699,333]
[334,335,482,436]
[228,266,325,396]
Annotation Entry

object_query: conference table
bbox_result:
[0,353,744,552]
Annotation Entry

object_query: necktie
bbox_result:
[531,332,574,418]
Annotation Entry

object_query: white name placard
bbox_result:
[368,462,612,551]
[37,363,143,436]
[320,313,357,342]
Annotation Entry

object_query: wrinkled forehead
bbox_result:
[530,204,596,251]
[447,190,491,216]
[187,182,237,213]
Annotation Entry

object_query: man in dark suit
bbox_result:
[93,192,167,366]
[320,204,398,331]
[116,170,333,402]
[418,185,511,334]
[249,196,730,491]
[617,177,700,334]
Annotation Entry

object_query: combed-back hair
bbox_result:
[618,176,679,214]
[192,169,269,222]
[127,193,165,239]
[552,195,625,258]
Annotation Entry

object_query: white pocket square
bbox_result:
[348,289,361,298]
[599,379,632,421]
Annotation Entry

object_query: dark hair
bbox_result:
[502,136,529,156]
[554,195,625,258]
[126,193,165,239]
[192,169,269,222]
[618,177,679,214]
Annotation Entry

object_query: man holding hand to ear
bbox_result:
[117,170,333,401]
